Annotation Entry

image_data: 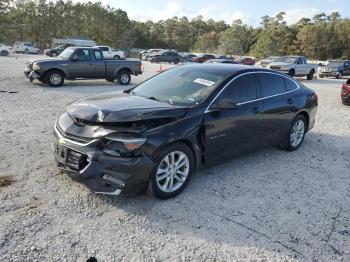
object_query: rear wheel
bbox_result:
[148,143,194,199]
[113,55,120,59]
[117,70,131,85]
[282,115,307,151]
[45,70,64,87]
[307,70,314,80]
[1,50,9,56]
[24,49,29,54]
[289,69,295,77]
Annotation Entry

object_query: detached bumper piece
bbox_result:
[24,68,40,82]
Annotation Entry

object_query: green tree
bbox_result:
[250,33,278,59]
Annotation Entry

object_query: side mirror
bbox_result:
[211,99,240,110]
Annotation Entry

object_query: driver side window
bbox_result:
[72,49,90,61]
[217,74,258,103]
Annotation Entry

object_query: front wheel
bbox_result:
[148,143,194,199]
[1,50,9,56]
[45,70,64,87]
[288,69,295,77]
[117,70,131,85]
[282,115,307,151]
[113,55,120,59]
[336,72,343,79]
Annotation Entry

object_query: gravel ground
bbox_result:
[0,54,349,262]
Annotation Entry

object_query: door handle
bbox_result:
[287,99,294,105]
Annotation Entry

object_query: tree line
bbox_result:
[1,0,349,60]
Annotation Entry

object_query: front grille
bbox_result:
[270,66,281,70]
[66,149,88,171]
[55,124,93,144]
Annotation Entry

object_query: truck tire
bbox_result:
[288,69,295,77]
[1,50,9,56]
[113,55,120,59]
[25,49,29,54]
[336,71,343,79]
[117,70,131,85]
[45,70,65,87]
[307,69,314,80]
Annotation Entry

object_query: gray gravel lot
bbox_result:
[0,54,349,261]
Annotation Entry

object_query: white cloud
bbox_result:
[283,8,320,24]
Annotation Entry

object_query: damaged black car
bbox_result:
[53,64,318,199]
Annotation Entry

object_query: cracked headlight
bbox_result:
[100,134,146,157]
[33,63,40,71]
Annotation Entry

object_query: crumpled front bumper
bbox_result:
[24,68,40,82]
[52,125,154,195]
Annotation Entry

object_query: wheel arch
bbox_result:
[43,68,67,78]
[296,110,310,131]
[115,67,132,77]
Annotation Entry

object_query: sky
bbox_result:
[70,0,349,26]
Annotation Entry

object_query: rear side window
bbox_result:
[219,74,258,103]
[284,78,298,91]
[99,47,109,51]
[94,50,103,60]
[258,74,286,97]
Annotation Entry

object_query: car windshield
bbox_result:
[279,57,297,63]
[131,67,227,106]
[327,61,344,66]
[58,48,75,59]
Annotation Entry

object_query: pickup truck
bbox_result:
[269,56,317,80]
[24,47,142,87]
[149,51,181,64]
[94,46,125,59]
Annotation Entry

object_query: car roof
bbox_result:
[178,63,268,76]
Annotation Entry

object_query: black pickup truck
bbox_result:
[24,47,142,87]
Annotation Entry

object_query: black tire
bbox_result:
[307,70,314,80]
[1,50,9,56]
[24,49,29,54]
[336,71,343,79]
[148,143,194,200]
[45,70,64,87]
[282,115,307,151]
[289,69,295,77]
[319,75,324,78]
[117,70,131,85]
[113,55,120,59]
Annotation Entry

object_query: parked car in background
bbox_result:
[319,60,350,79]
[44,44,75,57]
[149,50,181,64]
[52,64,317,199]
[94,46,125,59]
[24,47,142,87]
[269,56,317,80]
[13,42,40,54]
[0,43,13,56]
[205,59,238,64]
[181,54,197,63]
[238,57,256,66]
[192,54,216,63]
[258,56,281,67]
[341,79,350,105]
[142,49,163,61]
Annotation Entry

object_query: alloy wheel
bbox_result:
[50,74,62,85]
[156,151,190,193]
[290,120,305,147]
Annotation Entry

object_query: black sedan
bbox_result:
[53,64,318,199]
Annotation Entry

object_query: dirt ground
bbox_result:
[0,54,349,262]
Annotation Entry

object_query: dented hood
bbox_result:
[66,91,189,123]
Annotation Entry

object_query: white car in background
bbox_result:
[94,46,125,59]
[13,42,40,54]
[0,43,14,56]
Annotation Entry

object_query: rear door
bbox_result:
[68,48,95,78]
[204,73,264,165]
[257,72,300,147]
